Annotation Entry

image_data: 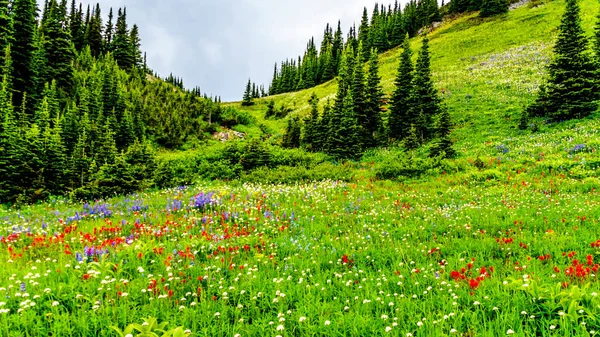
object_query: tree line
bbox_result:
[243,0,511,100]
[0,0,224,204]
[282,36,454,160]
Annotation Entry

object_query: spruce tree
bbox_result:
[429,107,455,158]
[595,12,600,64]
[388,36,414,142]
[351,43,367,149]
[358,8,371,54]
[364,48,384,148]
[404,124,420,157]
[527,0,598,120]
[43,0,75,94]
[242,78,254,106]
[329,91,361,159]
[11,0,38,109]
[130,24,143,68]
[332,21,344,72]
[112,8,134,70]
[86,4,103,57]
[0,0,13,69]
[410,36,442,141]
[479,0,508,17]
[282,116,301,148]
[105,8,114,52]
[302,93,319,151]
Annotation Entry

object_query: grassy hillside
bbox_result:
[228,0,599,151]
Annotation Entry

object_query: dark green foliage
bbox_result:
[85,4,103,58]
[11,0,38,109]
[410,36,442,141]
[363,48,385,148]
[527,0,599,121]
[0,0,13,68]
[480,0,508,17]
[112,8,134,70]
[42,0,75,94]
[130,24,143,68]
[69,1,85,51]
[328,91,362,160]
[282,116,302,149]
[351,43,367,148]
[429,107,455,158]
[104,8,114,52]
[388,37,414,142]
[302,93,320,151]
[240,137,271,170]
[265,100,276,118]
[242,78,254,106]
[358,8,371,54]
[404,124,421,155]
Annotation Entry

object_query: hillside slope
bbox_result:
[229,0,599,151]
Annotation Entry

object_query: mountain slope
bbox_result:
[229,0,599,150]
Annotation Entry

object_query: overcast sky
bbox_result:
[39,0,388,101]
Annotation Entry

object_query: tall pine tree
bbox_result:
[527,0,598,120]
[11,0,38,109]
[388,36,414,142]
[409,36,442,141]
[363,48,384,148]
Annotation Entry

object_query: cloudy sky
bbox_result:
[42,0,387,101]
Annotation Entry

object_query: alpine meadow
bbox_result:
[3,0,600,336]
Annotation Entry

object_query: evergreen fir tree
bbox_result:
[527,0,598,120]
[351,43,367,149]
[242,78,254,106]
[112,8,134,70]
[332,21,344,72]
[409,36,442,141]
[329,91,361,159]
[282,116,301,148]
[595,12,600,64]
[70,3,85,51]
[86,4,103,58]
[11,0,38,109]
[429,107,455,158]
[0,0,13,69]
[364,48,385,148]
[42,0,75,94]
[479,0,508,17]
[130,24,143,68]
[358,8,371,54]
[302,93,319,151]
[388,36,414,142]
[104,8,114,52]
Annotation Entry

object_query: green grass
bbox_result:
[228,0,599,151]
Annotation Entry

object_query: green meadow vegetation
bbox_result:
[2,0,600,336]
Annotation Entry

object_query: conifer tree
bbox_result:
[527,0,598,120]
[302,93,319,151]
[105,8,114,52]
[329,91,361,159]
[11,0,38,109]
[480,0,508,17]
[358,8,371,54]
[0,0,13,69]
[410,36,442,141]
[242,78,254,106]
[130,24,143,68]
[282,116,301,148]
[86,4,103,57]
[429,107,455,158]
[112,8,134,70]
[364,48,384,148]
[332,21,344,72]
[70,3,85,51]
[351,43,367,148]
[388,36,414,141]
[43,0,75,94]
